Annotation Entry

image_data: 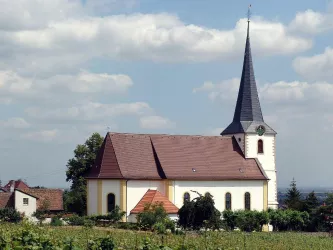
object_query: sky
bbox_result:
[0,0,333,189]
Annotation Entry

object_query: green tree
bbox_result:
[284,178,303,211]
[65,132,104,215]
[178,191,222,230]
[324,193,333,206]
[303,191,319,212]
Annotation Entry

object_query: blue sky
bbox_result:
[1,0,333,188]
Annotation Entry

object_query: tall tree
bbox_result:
[304,191,319,212]
[324,193,333,206]
[284,178,303,211]
[65,132,104,215]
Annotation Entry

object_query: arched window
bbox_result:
[225,192,231,210]
[245,192,251,210]
[183,192,190,203]
[107,193,115,212]
[258,139,264,154]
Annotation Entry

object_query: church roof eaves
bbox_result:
[86,132,268,181]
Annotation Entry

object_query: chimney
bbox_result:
[10,181,15,193]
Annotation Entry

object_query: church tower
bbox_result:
[221,17,278,209]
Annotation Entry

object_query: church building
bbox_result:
[85,19,278,222]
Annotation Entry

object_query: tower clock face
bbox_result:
[256,125,265,136]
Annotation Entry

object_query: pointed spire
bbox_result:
[221,7,276,136]
[232,15,263,123]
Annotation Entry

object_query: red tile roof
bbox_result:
[24,189,63,211]
[130,189,179,214]
[3,180,29,191]
[0,193,14,208]
[86,133,267,180]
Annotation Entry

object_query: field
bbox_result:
[1,223,333,249]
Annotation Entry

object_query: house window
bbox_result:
[183,192,190,203]
[107,193,115,212]
[245,192,251,210]
[225,192,231,210]
[258,139,263,154]
[23,198,29,206]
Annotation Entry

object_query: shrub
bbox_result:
[50,216,63,226]
[64,214,86,226]
[137,202,168,230]
[178,191,222,230]
[0,208,21,223]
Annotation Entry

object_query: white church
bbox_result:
[85,19,278,222]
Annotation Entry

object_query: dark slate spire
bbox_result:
[221,15,276,136]
[233,20,263,123]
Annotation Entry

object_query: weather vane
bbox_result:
[247,4,252,22]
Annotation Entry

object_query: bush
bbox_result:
[0,208,21,223]
[268,209,309,231]
[64,214,86,226]
[50,216,63,226]
[137,202,168,230]
[178,191,222,230]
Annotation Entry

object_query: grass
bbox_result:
[1,223,333,249]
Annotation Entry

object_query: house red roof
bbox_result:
[3,180,29,191]
[130,189,179,214]
[23,189,64,211]
[0,180,63,211]
[0,193,14,208]
[86,133,268,180]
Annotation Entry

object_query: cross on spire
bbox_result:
[247,4,252,22]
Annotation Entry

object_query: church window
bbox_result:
[258,139,263,154]
[225,192,231,210]
[183,192,190,203]
[107,193,115,212]
[245,192,251,210]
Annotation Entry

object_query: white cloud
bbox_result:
[193,78,240,101]
[140,116,176,129]
[25,102,152,123]
[289,10,330,34]
[0,70,133,104]
[0,1,312,78]
[0,117,30,129]
[195,78,333,105]
[293,47,333,81]
[22,129,58,142]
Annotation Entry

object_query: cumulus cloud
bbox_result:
[288,8,333,35]
[21,129,58,142]
[293,47,333,81]
[0,70,133,104]
[194,78,333,105]
[25,102,152,123]
[0,0,313,78]
[140,115,176,129]
[0,117,30,129]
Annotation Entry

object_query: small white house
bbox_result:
[14,189,38,217]
[0,180,64,217]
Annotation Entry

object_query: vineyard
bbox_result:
[1,222,333,250]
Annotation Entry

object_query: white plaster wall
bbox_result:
[245,134,278,208]
[128,213,177,223]
[87,180,98,215]
[101,180,121,215]
[174,180,264,212]
[14,190,37,217]
[127,180,166,216]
